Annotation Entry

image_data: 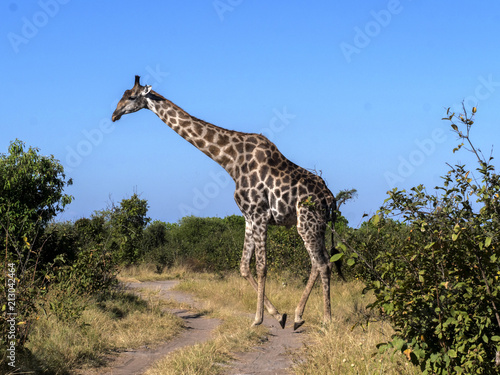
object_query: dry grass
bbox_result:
[24,288,184,374]
[118,263,191,283]
[291,282,421,374]
[88,295,184,350]
[143,271,269,375]
[166,272,422,375]
[26,265,421,374]
[144,313,268,375]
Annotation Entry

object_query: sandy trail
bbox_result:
[78,280,305,375]
[79,280,220,375]
[225,314,306,375]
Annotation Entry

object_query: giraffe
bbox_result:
[112,76,341,330]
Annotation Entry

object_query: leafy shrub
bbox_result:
[336,218,410,281]
[38,216,118,321]
[139,213,351,281]
[109,193,151,264]
[0,140,73,356]
[359,107,500,374]
[74,215,109,246]
[169,215,244,272]
[141,220,177,273]
[267,225,310,281]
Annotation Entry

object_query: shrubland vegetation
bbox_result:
[337,106,500,374]
[1,105,498,374]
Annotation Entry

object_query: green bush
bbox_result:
[163,215,244,272]
[0,138,121,373]
[336,218,410,281]
[360,107,500,374]
[0,140,73,356]
[267,225,310,281]
[32,217,118,323]
[141,220,177,273]
[138,213,352,281]
[109,193,151,264]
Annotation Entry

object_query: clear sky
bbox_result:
[2,1,500,226]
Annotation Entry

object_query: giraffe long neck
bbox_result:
[146,92,239,176]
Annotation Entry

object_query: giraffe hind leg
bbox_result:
[295,206,332,329]
[294,265,319,330]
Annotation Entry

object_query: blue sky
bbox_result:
[2,1,500,226]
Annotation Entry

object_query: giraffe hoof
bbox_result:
[293,320,305,331]
[279,313,287,329]
[251,320,262,327]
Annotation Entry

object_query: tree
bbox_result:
[109,193,150,264]
[1,139,73,248]
[0,139,73,348]
[335,188,358,211]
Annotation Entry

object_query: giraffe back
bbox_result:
[232,134,335,227]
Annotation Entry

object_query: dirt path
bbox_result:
[224,314,306,375]
[80,280,306,375]
[80,280,220,375]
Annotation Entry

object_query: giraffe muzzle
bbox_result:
[111,112,122,122]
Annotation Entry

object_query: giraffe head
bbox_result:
[112,75,152,122]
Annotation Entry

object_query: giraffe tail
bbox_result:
[329,203,346,282]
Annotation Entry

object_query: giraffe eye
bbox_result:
[129,96,137,101]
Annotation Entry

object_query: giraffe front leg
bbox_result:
[252,230,271,327]
[240,222,287,328]
[252,266,266,327]
[252,246,288,329]
[241,270,287,328]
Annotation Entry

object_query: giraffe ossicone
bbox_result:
[112,75,342,329]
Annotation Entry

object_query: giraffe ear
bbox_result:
[141,85,152,96]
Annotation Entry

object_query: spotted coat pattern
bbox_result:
[112,76,337,329]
